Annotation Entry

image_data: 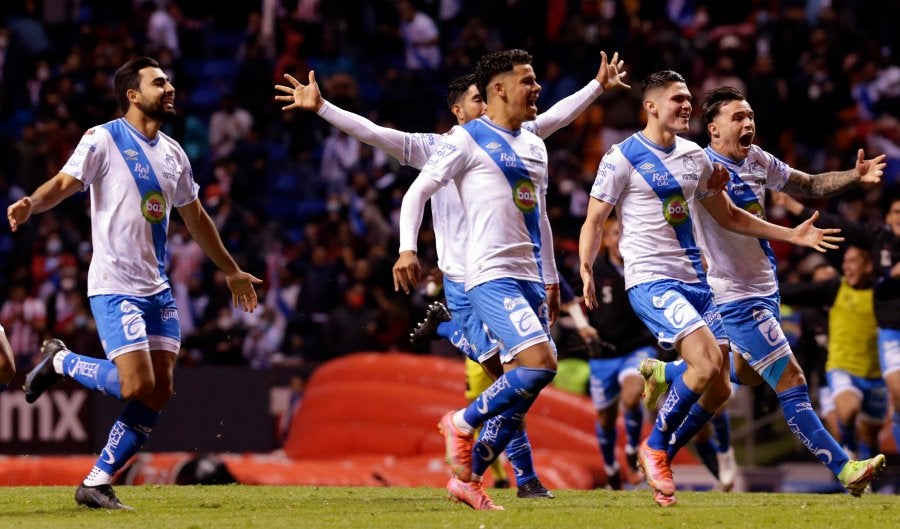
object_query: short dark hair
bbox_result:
[700,86,747,124]
[114,57,161,113]
[640,70,686,98]
[446,74,475,110]
[475,49,533,101]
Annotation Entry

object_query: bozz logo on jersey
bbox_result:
[512,179,537,212]
[743,201,765,220]
[141,190,167,224]
[662,194,689,226]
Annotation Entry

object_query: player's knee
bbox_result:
[120,375,156,400]
[517,367,556,393]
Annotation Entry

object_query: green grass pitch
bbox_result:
[0,485,896,529]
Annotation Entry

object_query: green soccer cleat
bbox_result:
[838,454,887,497]
[639,358,669,412]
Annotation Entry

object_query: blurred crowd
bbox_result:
[0,0,898,391]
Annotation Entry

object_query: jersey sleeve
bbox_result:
[172,147,200,207]
[589,146,629,205]
[417,127,472,186]
[530,79,602,139]
[761,149,792,191]
[60,128,108,188]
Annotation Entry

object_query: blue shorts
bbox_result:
[588,345,656,410]
[878,328,900,377]
[467,278,555,363]
[628,279,727,350]
[825,369,888,422]
[719,294,792,383]
[443,278,500,363]
[89,290,181,360]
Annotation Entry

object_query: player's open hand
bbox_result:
[791,210,843,253]
[855,148,886,184]
[393,251,421,295]
[226,271,263,312]
[7,196,33,232]
[274,71,324,112]
[597,51,630,91]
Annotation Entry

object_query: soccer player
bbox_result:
[578,71,842,506]
[782,192,900,466]
[276,51,628,502]
[7,57,262,510]
[392,49,569,510]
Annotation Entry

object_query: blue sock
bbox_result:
[838,420,858,454]
[777,385,848,475]
[648,376,700,450]
[94,401,159,476]
[462,367,555,428]
[437,321,459,341]
[663,360,687,384]
[596,421,617,467]
[713,411,731,452]
[624,407,643,450]
[505,428,537,486]
[666,402,713,459]
[61,352,122,399]
[472,403,526,477]
[693,438,720,478]
[893,411,900,457]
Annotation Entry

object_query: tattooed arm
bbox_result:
[780,148,885,197]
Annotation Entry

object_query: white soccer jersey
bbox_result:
[61,118,199,297]
[590,132,717,289]
[415,116,556,290]
[693,145,792,304]
[319,81,601,283]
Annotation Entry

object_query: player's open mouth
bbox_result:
[739,132,753,147]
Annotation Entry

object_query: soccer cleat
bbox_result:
[637,439,676,497]
[716,447,737,492]
[75,484,134,510]
[838,454,887,497]
[652,487,677,507]
[438,411,473,482]
[410,302,452,348]
[639,358,669,412]
[23,339,68,404]
[516,477,554,498]
[447,477,504,510]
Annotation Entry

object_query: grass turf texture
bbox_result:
[0,485,896,529]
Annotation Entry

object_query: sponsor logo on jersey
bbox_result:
[141,191,167,224]
[652,172,670,187]
[133,162,151,180]
[639,162,655,171]
[662,194,689,226]
[161,308,179,321]
[123,149,139,161]
[120,300,137,313]
[503,296,527,310]
[485,141,502,152]
[744,201,765,219]
[512,179,537,212]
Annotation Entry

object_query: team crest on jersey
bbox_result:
[749,161,766,178]
[683,155,698,173]
[163,153,178,181]
[141,191,167,224]
[662,194,689,226]
[512,179,537,212]
[529,144,543,160]
[744,201,765,219]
